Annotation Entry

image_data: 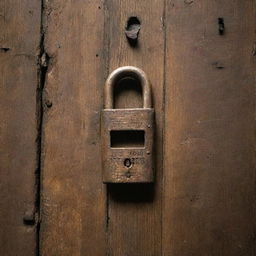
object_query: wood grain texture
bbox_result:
[40,0,106,255]
[163,1,256,255]
[105,0,165,255]
[0,0,41,255]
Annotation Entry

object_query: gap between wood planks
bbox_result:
[36,0,50,255]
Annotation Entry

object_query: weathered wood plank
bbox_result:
[40,1,106,255]
[105,0,165,255]
[163,1,256,255]
[0,0,41,255]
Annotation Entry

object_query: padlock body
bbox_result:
[101,108,154,183]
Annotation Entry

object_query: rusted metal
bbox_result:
[101,66,155,183]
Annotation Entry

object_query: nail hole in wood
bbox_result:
[218,17,225,35]
[0,47,10,52]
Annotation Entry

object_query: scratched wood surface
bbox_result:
[163,1,256,255]
[40,0,106,255]
[0,0,41,255]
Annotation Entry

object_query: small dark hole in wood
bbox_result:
[23,211,35,226]
[23,218,35,226]
[218,17,225,35]
[0,47,10,52]
[45,100,52,108]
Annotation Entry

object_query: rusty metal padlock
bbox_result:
[101,66,154,183]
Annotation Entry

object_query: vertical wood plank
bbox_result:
[40,0,106,255]
[0,0,41,255]
[163,1,256,255]
[105,0,165,255]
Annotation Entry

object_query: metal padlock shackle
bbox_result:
[104,66,152,109]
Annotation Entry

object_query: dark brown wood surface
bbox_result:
[163,1,256,255]
[0,0,41,255]
[40,1,106,255]
[1,0,256,255]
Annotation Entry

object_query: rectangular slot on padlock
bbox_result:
[110,130,145,148]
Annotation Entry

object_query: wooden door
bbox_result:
[1,0,255,255]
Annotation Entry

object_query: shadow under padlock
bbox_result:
[107,183,155,203]
[101,66,155,185]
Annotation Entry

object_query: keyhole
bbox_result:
[124,158,132,168]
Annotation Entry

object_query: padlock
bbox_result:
[101,66,155,183]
